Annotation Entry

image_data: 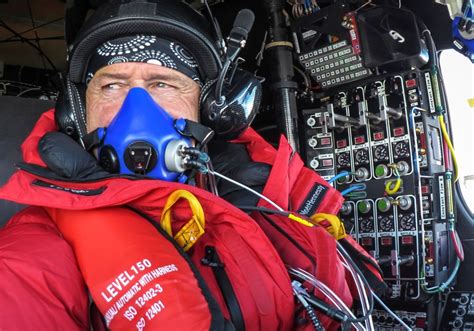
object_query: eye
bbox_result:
[102,83,123,91]
[152,82,173,89]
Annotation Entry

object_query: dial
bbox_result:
[359,218,374,232]
[374,145,389,161]
[355,149,369,164]
[399,214,416,231]
[337,152,350,167]
[394,141,409,158]
[378,216,394,232]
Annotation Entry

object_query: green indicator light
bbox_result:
[358,201,371,214]
[377,198,390,212]
[375,164,387,177]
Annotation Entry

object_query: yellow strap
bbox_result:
[288,214,314,227]
[311,213,347,240]
[160,190,205,251]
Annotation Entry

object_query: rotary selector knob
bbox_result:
[341,202,353,216]
[310,158,320,169]
[398,196,412,211]
[308,137,318,148]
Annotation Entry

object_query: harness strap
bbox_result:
[202,246,245,331]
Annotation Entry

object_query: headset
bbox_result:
[56,0,262,144]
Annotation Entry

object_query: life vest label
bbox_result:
[297,183,328,216]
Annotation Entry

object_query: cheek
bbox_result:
[156,95,199,122]
[86,98,123,132]
[163,103,199,121]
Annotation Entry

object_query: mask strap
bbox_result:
[175,119,215,147]
[82,128,104,152]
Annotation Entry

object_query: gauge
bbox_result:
[359,218,374,232]
[337,152,350,167]
[374,145,389,161]
[394,141,409,158]
[355,149,369,164]
[399,214,415,231]
[378,216,394,232]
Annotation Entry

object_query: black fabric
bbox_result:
[39,132,110,180]
[0,96,54,227]
[339,238,389,297]
[208,140,270,207]
[202,246,245,331]
[85,35,203,86]
[68,0,221,83]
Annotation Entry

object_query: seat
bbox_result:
[0,96,54,227]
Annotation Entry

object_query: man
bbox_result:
[0,1,279,329]
[0,1,370,329]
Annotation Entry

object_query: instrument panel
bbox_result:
[299,68,456,328]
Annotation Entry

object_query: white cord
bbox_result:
[208,169,285,211]
[339,254,374,331]
[288,267,367,331]
[372,292,412,330]
[339,245,412,331]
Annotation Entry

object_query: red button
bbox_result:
[320,137,331,146]
[381,237,393,246]
[361,237,373,246]
[415,317,426,328]
[421,186,429,194]
[393,127,405,137]
[405,79,417,88]
[401,236,414,245]
[337,139,347,148]
[373,132,384,140]
[354,136,365,144]
[322,159,333,167]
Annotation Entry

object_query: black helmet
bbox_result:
[67,0,222,83]
[57,0,222,140]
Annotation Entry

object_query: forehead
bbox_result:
[90,62,197,85]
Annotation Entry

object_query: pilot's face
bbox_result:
[85,62,200,133]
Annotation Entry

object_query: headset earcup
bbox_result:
[200,69,262,141]
[55,80,87,141]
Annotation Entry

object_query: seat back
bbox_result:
[0,96,54,227]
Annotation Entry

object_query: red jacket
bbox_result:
[0,110,346,330]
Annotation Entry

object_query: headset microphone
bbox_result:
[226,9,256,61]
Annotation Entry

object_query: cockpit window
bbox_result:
[440,49,474,212]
